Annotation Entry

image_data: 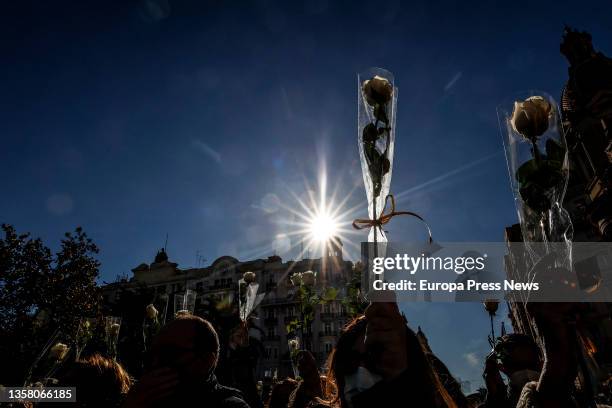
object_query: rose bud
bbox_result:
[109,323,121,336]
[301,270,316,287]
[290,272,302,287]
[146,304,158,319]
[50,342,69,361]
[510,96,552,140]
[362,75,393,107]
[243,271,256,284]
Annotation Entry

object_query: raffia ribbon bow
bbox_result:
[352,194,433,243]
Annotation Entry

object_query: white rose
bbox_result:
[146,304,158,319]
[109,323,121,336]
[510,96,552,140]
[301,271,316,287]
[290,273,302,287]
[50,343,69,361]
[288,338,299,351]
[362,75,393,106]
[243,271,256,284]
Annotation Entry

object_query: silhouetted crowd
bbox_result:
[18,302,612,407]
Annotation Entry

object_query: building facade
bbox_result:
[102,239,355,380]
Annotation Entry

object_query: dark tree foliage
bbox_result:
[0,224,101,384]
[342,263,368,318]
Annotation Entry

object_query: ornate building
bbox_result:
[505,27,612,402]
[560,27,612,241]
[102,239,354,379]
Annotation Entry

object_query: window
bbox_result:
[324,342,333,354]
[273,348,278,358]
[324,323,331,335]
[196,282,203,292]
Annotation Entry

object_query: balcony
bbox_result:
[264,317,278,326]
[319,312,337,320]
[209,283,233,291]
[319,331,338,338]
[261,297,297,306]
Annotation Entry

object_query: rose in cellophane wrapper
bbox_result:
[75,317,96,360]
[358,68,397,244]
[143,304,161,351]
[104,316,122,361]
[24,329,73,386]
[239,271,265,321]
[498,91,574,299]
[357,68,397,297]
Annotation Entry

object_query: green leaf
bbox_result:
[321,287,338,302]
[286,319,300,334]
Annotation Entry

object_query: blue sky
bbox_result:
[2,0,611,388]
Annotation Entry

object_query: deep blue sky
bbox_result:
[2,0,611,387]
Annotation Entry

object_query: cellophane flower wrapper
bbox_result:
[25,330,73,386]
[358,68,397,244]
[75,317,96,360]
[158,293,170,325]
[143,306,161,351]
[174,289,196,317]
[239,279,263,321]
[288,337,300,378]
[498,91,573,298]
[105,316,122,360]
[357,68,397,297]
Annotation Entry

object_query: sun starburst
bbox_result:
[275,162,365,262]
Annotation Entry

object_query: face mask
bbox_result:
[343,366,383,406]
[509,369,540,389]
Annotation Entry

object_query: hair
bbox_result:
[149,314,221,373]
[60,353,132,407]
[176,315,220,361]
[321,316,458,408]
[266,378,298,408]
